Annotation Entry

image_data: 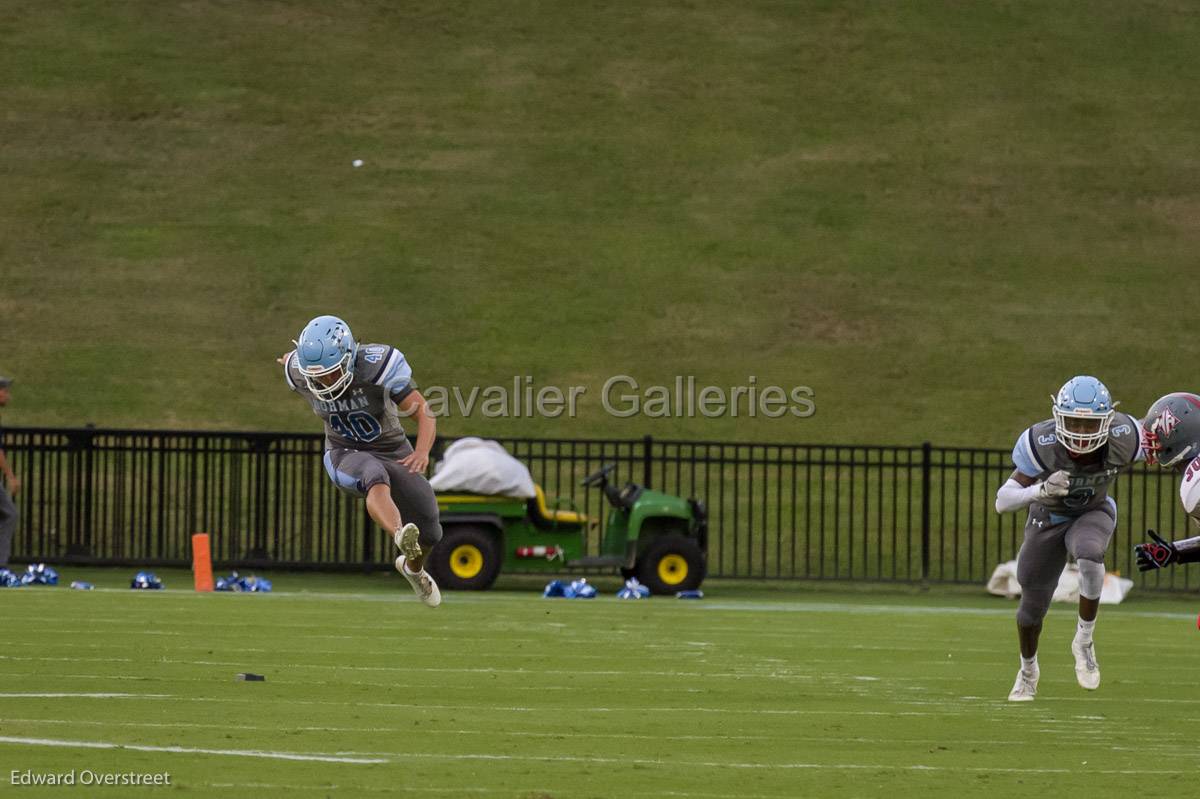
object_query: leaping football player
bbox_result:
[1134,393,1200,572]
[279,315,443,607]
[994,376,1142,701]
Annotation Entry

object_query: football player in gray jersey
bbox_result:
[994,376,1142,701]
[281,315,443,607]
[1134,393,1200,571]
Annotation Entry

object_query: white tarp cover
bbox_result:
[986,560,1134,605]
[429,437,537,499]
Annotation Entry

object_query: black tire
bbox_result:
[427,524,503,591]
[636,534,705,595]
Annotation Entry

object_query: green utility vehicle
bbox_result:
[428,464,707,595]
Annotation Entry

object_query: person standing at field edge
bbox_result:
[0,377,21,567]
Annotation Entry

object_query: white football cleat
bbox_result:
[393,523,422,562]
[396,555,441,608]
[1072,637,1100,690]
[1008,668,1039,702]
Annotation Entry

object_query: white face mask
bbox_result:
[1052,407,1114,454]
[301,351,354,401]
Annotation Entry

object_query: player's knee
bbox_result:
[1077,558,1105,600]
[1073,541,1107,563]
[365,479,391,498]
[418,520,443,548]
[1017,590,1052,627]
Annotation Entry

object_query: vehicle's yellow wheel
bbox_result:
[657,553,689,586]
[450,544,484,579]
[429,525,502,591]
[637,534,706,595]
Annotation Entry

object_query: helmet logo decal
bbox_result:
[1155,408,1181,438]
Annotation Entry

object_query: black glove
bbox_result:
[1135,530,1178,572]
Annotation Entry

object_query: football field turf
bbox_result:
[1,572,1197,798]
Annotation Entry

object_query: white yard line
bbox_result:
[13,590,1197,621]
[0,736,385,764]
[0,734,1189,775]
[16,718,1136,748]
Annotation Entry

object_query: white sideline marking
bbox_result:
[0,736,385,764]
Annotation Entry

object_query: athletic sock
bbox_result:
[1020,655,1039,675]
[1076,617,1096,645]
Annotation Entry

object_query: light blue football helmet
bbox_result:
[295,315,357,401]
[1051,375,1117,455]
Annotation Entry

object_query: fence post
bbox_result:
[643,434,653,488]
[920,441,932,585]
[65,427,96,557]
[248,435,271,561]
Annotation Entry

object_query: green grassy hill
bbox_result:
[3,1,1198,446]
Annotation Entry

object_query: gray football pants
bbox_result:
[0,486,15,566]
[322,441,443,549]
[1016,501,1115,627]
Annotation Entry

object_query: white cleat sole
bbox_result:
[395,555,441,608]
[394,523,422,562]
[1072,639,1100,690]
[1008,669,1038,702]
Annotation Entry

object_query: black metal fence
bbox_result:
[3,427,1196,590]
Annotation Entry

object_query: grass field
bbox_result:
[4,1,1200,444]
[1,570,1198,797]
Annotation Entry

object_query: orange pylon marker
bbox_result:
[192,533,214,592]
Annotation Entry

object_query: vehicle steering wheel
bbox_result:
[581,464,616,487]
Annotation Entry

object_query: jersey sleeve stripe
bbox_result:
[1118,410,1147,460]
[1026,428,1050,473]
[283,352,297,390]
[377,353,410,389]
[368,347,395,384]
[1012,429,1042,477]
[373,351,402,385]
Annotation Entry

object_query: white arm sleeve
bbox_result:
[995,478,1040,514]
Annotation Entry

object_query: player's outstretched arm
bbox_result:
[1134,530,1200,571]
